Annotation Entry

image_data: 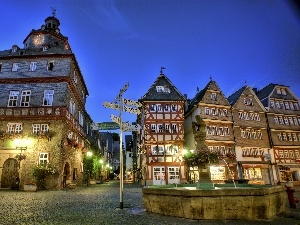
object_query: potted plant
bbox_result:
[24,181,37,192]
[32,163,57,190]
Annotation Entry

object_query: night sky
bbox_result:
[1,0,300,126]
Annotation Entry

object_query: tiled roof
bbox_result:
[227,86,246,105]
[141,73,186,101]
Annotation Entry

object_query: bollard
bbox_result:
[285,179,298,209]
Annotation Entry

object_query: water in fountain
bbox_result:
[222,158,236,188]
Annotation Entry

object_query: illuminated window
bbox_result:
[33,124,49,134]
[20,90,31,107]
[7,91,19,107]
[43,90,54,106]
[7,123,23,134]
[39,153,49,164]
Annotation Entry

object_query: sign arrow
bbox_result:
[122,98,142,107]
[123,105,141,115]
[123,124,141,132]
[103,102,120,110]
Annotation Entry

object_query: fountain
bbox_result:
[142,116,286,220]
[222,158,236,188]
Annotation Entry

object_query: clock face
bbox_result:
[33,34,44,45]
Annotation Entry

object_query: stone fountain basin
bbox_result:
[142,185,286,220]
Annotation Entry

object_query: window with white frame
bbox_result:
[73,71,78,83]
[223,109,228,116]
[151,124,156,133]
[81,90,85,100]
[285,102,289,110]
[211,93,217,100]
[278,116,284,124]
[165,124,170,132]
[69,99,75,115]
[293,117,298,125]
[275,101,280,108]
[39,153,49,164]
[288,133,292,141]
[298,117,300,125]
[238,111,243,119]
[241,129,246,138]
[158,124,163,132]
[270,100,275,108]
[257,130,262,139]
[172,124,177,133]
[164,104,170,112]
[281,89,287,95]
[156,86,164,92]
[171,104,177,112]
[150,104,156,112]
[282,133,287,141]
[156,104,162,112]
[274,116,279,124]
[12,63,19,71]
[280,102,284,109]
[288,117,294,125]
[78,111,84,126]
[29,62,37,71]
[254,113,260,121]
[211,108,216,115]
[246,129,251,139]
[205,107,210,115]
[249,112,254,120]
[284,117,289,125]
[20,90,31,107]
[8,91,19,107]
[276,88,281,94]
[290,102,294,110]
[43,90,54,106]
[33,124,49,134]
[294,103,299,110]
[7,123,23,134]
[224,127,229,135]
[292,133,297,141]
[244,98,253,106]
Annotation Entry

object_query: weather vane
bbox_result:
[160,66,166,74]
[51,7,57,17]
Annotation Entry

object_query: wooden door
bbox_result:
[1,158,19,188]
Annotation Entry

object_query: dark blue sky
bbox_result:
[1,0,300,125]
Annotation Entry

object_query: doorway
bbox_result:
[1,158,19,188]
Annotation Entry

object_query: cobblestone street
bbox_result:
[0,181,300,225]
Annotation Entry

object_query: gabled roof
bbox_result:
[228,86,246,105]
[141,73,186,101]
[186,79,230,113]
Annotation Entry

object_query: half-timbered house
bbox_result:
[184,79,235,183]
[139,71,186,185]
[256,83,300,183]
[228,86,273,184]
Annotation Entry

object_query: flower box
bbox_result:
[24,184,37,192]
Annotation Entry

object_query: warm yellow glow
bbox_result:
[182,149,188,155]
[14,138,30,147]
[87,151,93,157]
[99,159,103,164]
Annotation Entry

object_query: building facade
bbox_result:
[256,84,300,183]
[139,72,186,185]
[184,80,235,183]
[228,86,273,184]
[0,15,102,189]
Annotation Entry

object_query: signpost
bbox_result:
[102,82,141,209]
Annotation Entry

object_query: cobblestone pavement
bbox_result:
[0,181,300,225]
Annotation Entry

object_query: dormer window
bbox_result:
[281,89,287,95]
[12,45,18,53]
[156,86,170,93]
[244,98,253,106]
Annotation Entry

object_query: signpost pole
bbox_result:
[119,96,123,209]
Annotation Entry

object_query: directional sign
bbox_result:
[114,82,129,103]
[123,105,141,115]
[122,98,142,107]
[92,122,120,130]
[110,114,121,124]
[123,124,141,132]
[103,102,120,110]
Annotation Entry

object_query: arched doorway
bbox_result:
[1,158,19,188]
[62,162,70,188]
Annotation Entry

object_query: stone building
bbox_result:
[139,71,186,185]
[184,79,235,183]
[0,14,102,189]
[228,85,273,184]
[256,83,300,183]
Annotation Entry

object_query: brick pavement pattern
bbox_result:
[0,181,300,225]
